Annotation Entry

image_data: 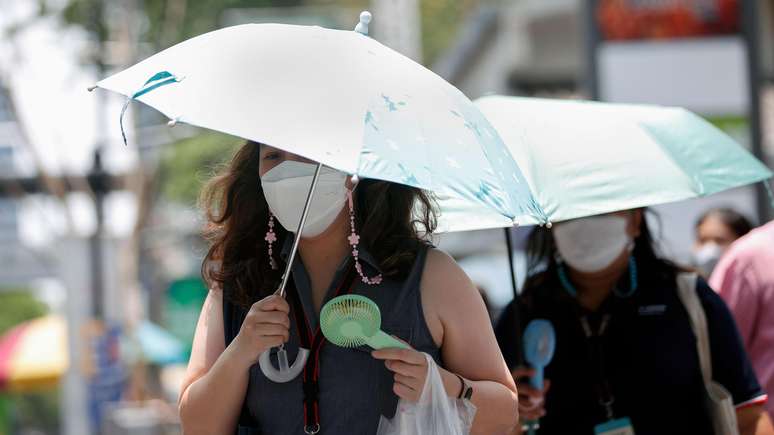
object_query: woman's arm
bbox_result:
[178,289,290,435]
[423,249,520,435]
[178,289,247,435]
[372,249,519,434]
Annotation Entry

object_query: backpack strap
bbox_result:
[675,272,712,384]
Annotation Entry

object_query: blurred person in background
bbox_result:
[177,142,519,435]
[711,220,774,420]
[495,209,773,435]
[693,207,753,277]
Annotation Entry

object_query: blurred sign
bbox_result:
[82,320,126,433]
[598,36,748,116]
[597,0,740,40]
[163,277,208,357]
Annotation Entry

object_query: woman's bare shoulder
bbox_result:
[421,248,482,321]
[422,248,476,295]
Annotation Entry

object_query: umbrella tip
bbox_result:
[87,85,97,92]
[167,118,178,127]
[354,11,372,35]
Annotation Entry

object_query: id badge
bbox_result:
[594,417,635,435]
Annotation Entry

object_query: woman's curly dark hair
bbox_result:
[199,141,437,307]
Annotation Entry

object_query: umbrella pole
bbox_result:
[276,162,324,298]
[504,226,525,367]
[504,227,518,298]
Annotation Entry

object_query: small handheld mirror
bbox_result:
[321,294,409,350]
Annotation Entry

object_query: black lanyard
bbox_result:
[286,262,357,435]
[578,312,616,421]
[558,261,638,422]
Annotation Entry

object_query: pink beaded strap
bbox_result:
[265,212,278,270]
[347,190,382,285]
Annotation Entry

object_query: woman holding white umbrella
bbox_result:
[179,142,519,434]
[92,13,557,434]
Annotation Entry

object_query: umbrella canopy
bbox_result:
[95,18,545,231]
[0,316,67,392]
[474,96,773,224]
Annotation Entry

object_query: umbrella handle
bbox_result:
[259,347,310,383]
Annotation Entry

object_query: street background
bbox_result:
[1,0,773,433]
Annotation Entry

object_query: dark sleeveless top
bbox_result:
[223,243,441,435]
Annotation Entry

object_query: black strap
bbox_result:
[578,313,616,421]
[286,261,358,434]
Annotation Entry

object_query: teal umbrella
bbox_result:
[473,96,773,225]
[477,97,774,376]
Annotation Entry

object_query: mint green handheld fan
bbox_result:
[320,294,409,350]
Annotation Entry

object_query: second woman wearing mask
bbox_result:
[495,209,773,435]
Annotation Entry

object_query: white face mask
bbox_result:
[693,243,722,277]
[553,215,632,273]
[261,161,348,238]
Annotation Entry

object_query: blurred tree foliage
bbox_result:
[308,0,476,65]
[159,132,242,205]
[0,290,48,335]
[58,0,476,64]
[420,0,477,65]
[7,390,61,435]
[61,0,302,51]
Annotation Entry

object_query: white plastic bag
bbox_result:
[376,353,477,435]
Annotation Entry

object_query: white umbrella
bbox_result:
[95,14,545,231]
